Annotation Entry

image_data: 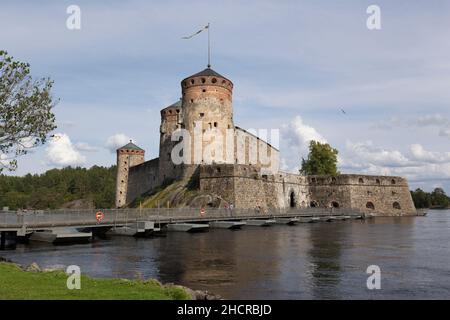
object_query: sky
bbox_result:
[1,0,450,192]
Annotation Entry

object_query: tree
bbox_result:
[430,187,450,208]
[0,50,57,172]
[300,140,339,175]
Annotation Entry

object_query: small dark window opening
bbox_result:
[359,178,364,184]
[214,122,218,127]
[366,202,375,210]
[393,202,401,209]
[331,201,340,208]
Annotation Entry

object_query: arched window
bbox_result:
[376,179,381,185]
[393,202,401,209]
[391,179,396,185]
[331,177,337,183]
[359,178,364,184]
[366,202,375,210]
[331,201,340,208]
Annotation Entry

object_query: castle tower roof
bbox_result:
[181,67,233,92]
[117,141,144,151]
[187,67,229,80]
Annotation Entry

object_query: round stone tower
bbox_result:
[115,141,145,208]
[159,100,182,182]
[180,67,234,164]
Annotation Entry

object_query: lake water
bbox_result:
[2,210,450,299]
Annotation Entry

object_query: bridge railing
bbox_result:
[0,207,364,229]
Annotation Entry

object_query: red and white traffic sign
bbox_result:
[95,210,104,222]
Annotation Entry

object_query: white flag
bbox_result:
[182,24,209,40]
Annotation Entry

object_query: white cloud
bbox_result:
[410,144,450,164]
[74,142,98,152]
[439,128,450,138]
[282,116,326,147]
[280,116,327,172]
[345,141,411,168]
[45,133,86,167]
[105,133,133,153]
[416,114,449,127]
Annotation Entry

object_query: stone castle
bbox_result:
[115,67,416,216]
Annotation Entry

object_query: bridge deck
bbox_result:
[0,208,365,232]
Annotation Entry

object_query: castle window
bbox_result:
[359,178,364,184]
[201,78,206,83]
[366,202,375,210]
[311,178,317,183]
[121,180,124,183]
[124,161,127,165]
[190,99,194,103]
[376,179,381,185]
[120,191,122,194]
[199,112,204,117]
[208,122,212,129]
[310,201,318,208]
[214,122,218,127]
[176,109,180,113]
[393,202,401,209]
[212,78,217,84]
[190,79,195,84]
[331,201,340,208]
[222,80,226,84]
[202,89,206,93]
[182,81,187,87]
[169,110,172,114]
[391,179,396,185]
[331,177,337,183]
[216,168,221,173]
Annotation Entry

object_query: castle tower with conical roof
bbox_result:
[115,141,145,207]
[180,67,234,165]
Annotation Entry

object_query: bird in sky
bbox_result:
[340,108,347,115]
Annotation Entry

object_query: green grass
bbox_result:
[0,262,191,300]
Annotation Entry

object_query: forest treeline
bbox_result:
[0,166,116,210]
[410,188,450,209]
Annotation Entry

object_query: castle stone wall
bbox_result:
[199,164,416,216]
[127,158,159,204]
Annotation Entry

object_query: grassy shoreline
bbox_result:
[0,261,191,300]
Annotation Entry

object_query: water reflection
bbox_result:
[1,211,450,299]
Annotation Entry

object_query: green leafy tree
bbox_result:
[410,188,432,208]
[300,140,339,175]
[430,187,450,208]
[0,165,117,210]
[0,50,57,172]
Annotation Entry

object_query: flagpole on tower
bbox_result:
[207,22,211,68]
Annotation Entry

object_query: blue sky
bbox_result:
[1,0,450,192]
